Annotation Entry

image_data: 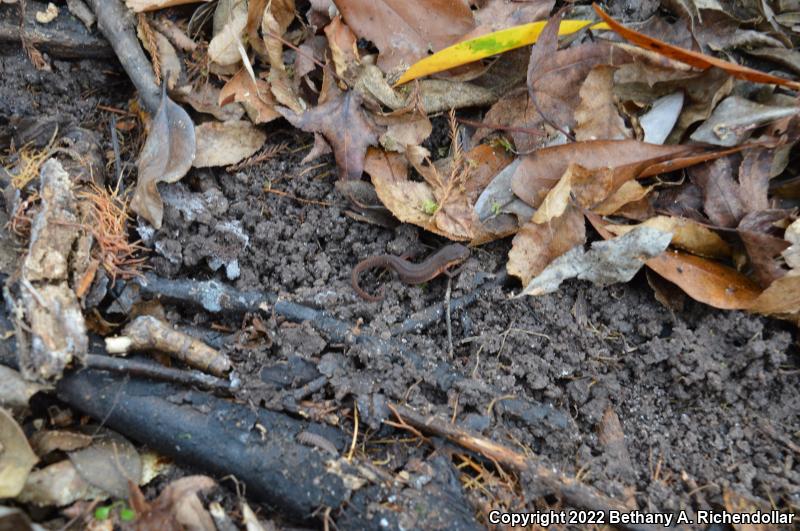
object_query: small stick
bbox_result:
[83,353,235,391]
[445,276,454,359]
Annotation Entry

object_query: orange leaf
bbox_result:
[593,3,800,91]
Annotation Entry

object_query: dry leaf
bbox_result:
[0,408,39,498]
[688,156,744,228]
[640,92,684,144]
[366,148,437,229]
[520,226,672,297]
[334,0,475,71]
[131,87,196,229]
[574,65,632,141]
[606,215,731,259]
[592,180,652,216]
[594,3,800,90]
[219,69,281,124]
[278,76,378,180]
[193,120,266,168]
[647,251,761,309]
[690,96,800,146]
[325,15,360,81]
[511,140,694,208]
[507,204,585,285]
[208,0,248,66]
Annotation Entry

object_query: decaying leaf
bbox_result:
[278,75,378,180]
[17,460,106,507]
[131,87,196,229]
[208,0,248,66]
[507,204,585,285]
[0,408,39,498]
[193,120,266,168]
[520,226,672,297]
[688,156,744,228]
[130,475,217,531]
[574,65,632,141]
[511,140,694,208]
[127,0,212,12]
[334,0,475,72]
[690,96,800,146]
[0,367,48,411]
[219,69,281,124]
[606,216,731,259]
[68,428,142,500]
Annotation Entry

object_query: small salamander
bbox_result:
[351,244,470,301]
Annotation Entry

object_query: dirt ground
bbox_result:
[2,37,799,528]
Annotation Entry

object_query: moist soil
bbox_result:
[2,42,799,528]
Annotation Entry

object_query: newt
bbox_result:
[351,244,470,301]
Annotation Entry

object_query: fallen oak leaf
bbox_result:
[593,3,800,91]
[219,68,281,124]
[131,85,196,229]
[278,74,378,180]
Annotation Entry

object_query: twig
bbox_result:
[83,353,235,391]
[445,277,454,359]
[85,0,161,113]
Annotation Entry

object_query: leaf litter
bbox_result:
[6,0,800,527]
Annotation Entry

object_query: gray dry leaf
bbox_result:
[193,120,266,168]
[690,95,800,146]
[68,428,142,499]
[131,88,196,229]
[0,408,39,498]
[640,92,684,144]
[520,226,672,296]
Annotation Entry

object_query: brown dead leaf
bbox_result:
[130,475,217,531]
[365,148,436,229]
[325,15,360,81]
[748,271,800,319]
[688,156,744,228]
[193,120,266,168]
[574,65,633,141]
[261,0,295,70]
[335,0,475,72]
[127,0,211,12]
[463,0,553,41]
[738,148,774,214]
[738,210,791,288]
[593,180,652,216]
[219,69,281,124]
[647,251,761,309]
[507,204,585,285]
[278,74,378,180]
[0,408,39,498]
[594,3,800,90]
[511,140,695,208]
[131,88,196,229]
[208,0,248,67]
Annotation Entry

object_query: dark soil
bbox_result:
[2,34,799,530]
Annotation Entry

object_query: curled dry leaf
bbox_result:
[594,3,800,90]
[520,226,672,297]
[365,148,436,229]
[0,408,39,498]
[325,15,360,81]
[193,120,266,168]
[131,87,196,229]
[507,204,585,285]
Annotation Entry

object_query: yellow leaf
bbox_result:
[395,20,610,86]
